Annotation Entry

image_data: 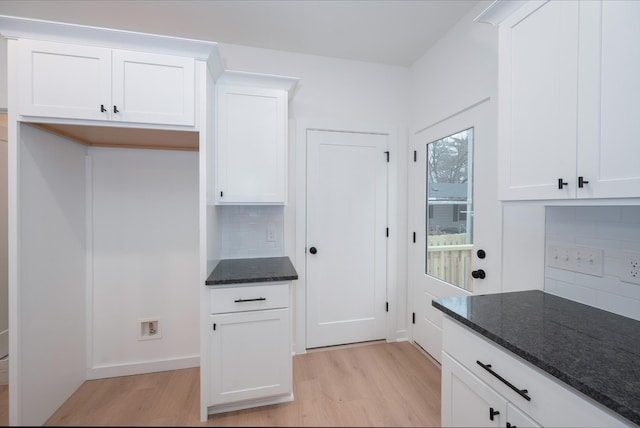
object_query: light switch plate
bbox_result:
[574,245,604,277]
[547,244,604,277]
[547,244,573,270]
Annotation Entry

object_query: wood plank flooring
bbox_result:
[8,341,441,426]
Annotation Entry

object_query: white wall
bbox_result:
[218,205,284,259]
[89,147,200,377]
[18,124,86,425]
[218,43,410,126]
[545,205,640,321]
[410,1,496,131]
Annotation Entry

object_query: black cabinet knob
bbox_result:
[477,249,486,259]
[471,269,486,279]
[489,407,500,421]
[558,178,568,189]
[309,247,318,255]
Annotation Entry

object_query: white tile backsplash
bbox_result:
[545,206,640,321]
[218,205,285,259]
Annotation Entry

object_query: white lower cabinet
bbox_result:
[442,353,540,428]
[441,317,631,428]
[208,283,292,412]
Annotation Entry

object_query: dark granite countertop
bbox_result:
[433,290,640,425]
[206,256,298,286]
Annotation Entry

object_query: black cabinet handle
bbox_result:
[309,247,318,254]
[113,105,119,113]
[578,176,589,188]
[507,423,517,428]
[471,269,486,279]
[100,104,107,113]
[477,249,486,259]
[234,297,266,303]
[489,407,500,421]
[558,178,568,189]
[477,360,531,401]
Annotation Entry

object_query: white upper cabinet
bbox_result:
[214,71,298,205]
[578,0,640,199]
[498,0,640,200]
[19,39,195,126]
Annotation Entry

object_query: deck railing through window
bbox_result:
[426,233,473,291]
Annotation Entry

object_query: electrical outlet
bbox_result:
[266,222,276,242]
[621,251,640,285]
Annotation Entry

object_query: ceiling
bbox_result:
[0,0,483,67]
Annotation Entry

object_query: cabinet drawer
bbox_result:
[442,317,631,427]
[209,283,289,314]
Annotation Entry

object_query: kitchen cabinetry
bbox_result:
[207,282,293,412]
[18,39,195,126]
[498,0,640,200]
[441,317,631,427]
[214,71,298,205]
[442,353,540,427]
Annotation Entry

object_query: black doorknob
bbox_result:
[309,247,318,254]
[471,269,486,279]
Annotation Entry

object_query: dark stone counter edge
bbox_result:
[206,274,299,286]
[432,300,640,426]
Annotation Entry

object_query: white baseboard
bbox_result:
[86,355,199,380]
[395,329,409,341]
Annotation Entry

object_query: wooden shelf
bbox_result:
[30,122,199,151]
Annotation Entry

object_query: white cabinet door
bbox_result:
[19,39,112,121]
[442,353,507,428]
[507,402,541,428]
[209,308,291,407]
[18,40,195,127]
[578,0,640,199]
[111,50,195,126]
[498,0,580,200]
[215,85,287,204]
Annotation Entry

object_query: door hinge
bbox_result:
[413,231,416,243]
[412,313,416,324]
[386,301,389,312]
[386,227,389,237]
[384,151,390,162]
[213,323,217,331]
[413,150,417,162]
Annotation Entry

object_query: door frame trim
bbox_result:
[292,119,403,354]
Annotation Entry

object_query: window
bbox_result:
[425,128,474,291]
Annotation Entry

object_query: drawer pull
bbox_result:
[234,297,267,303]
[476,360,531,401]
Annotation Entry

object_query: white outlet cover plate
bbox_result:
[621,251,640,285]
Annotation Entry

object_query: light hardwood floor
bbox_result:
[7,341,441,426]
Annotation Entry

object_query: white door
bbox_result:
[306,129,388,349]
[0,124,7,359]
[409,100,501,362]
